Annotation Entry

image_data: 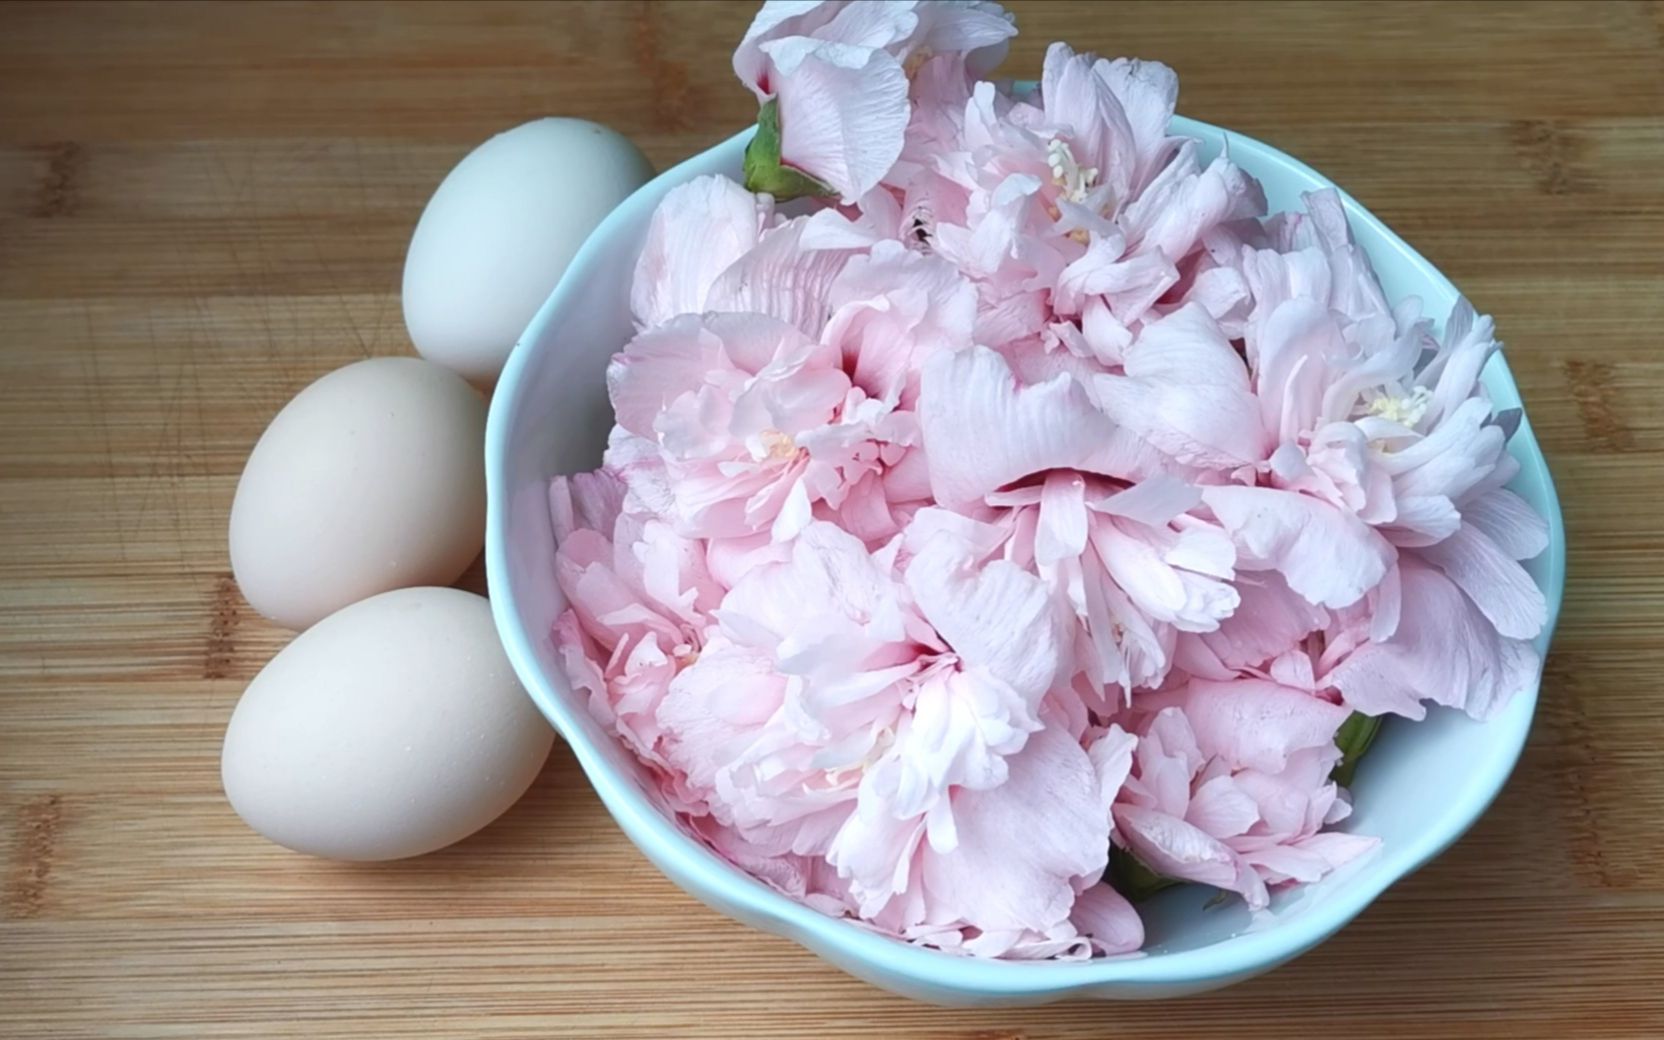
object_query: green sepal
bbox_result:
[1109,844,1180,902]
[1331,711,1383,788]
[743,98,836,201]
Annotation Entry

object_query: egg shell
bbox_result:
[402,118,653,386]
[229,356,486,631]
[221,587,555,861]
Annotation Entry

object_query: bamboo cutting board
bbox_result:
[3,2,1663,1036]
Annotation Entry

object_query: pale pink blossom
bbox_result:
[604,311,847,539]
[621,185,980,544]
[887,41,1263,357]
[917,343,1239,694]
[1201,194,1543,719]
[631,175,774,330]
[643,512,1138,954]
[1112,690,1377,908]
[734,0,1016,200]
[1081,190,1548,695]
[605,310,932,542]
[658,522,920,852]
[1177,551,1542,726]
[549,470,722,777]
[832,720,1138,955]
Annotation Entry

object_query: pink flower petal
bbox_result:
[1186,571,1327,674]
[1094,55,1180,193]
[827,791,927,919]
[1040,42,1138,203]
[1122,707,1202,817]
[906,515,1062,700]
[921,726,1112,934]
[1328,559,1540,720]
[822,240,976,405]
[1125,150,1266,274]
[1203,485,1396,609]
[1184,775,1260,839]
[1071,882,1145,956]
[707,217,858,339]
[1290,830,1380,873]
[1159,677,1350,774]
[1088,723,1138,812]
[549,468,626,543]
[732,2,835,97]
[1094,304,1268,470]
[1113,803,1268,908]
[1461,488,1550,562]
[1383,398,1507,504]
[913,0,1017,72]
[1096,474,1202,527]
[919,345,1125,509]
[765,41,910,200]
[606,315,726,439]
[1251,297,1346,443]
[1055,239,1175,320]
[1035,471,1090,565]
[1422,300,1498,428]
[631,175,770,329]
[658,639,789,795]
[722,520,911,649]
[1416,520,1547,640]
[883,667,1035,816]
[1386,493,1462,547]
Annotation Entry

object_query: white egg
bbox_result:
[221,587,554,861]
[402,118,653,385]
[229,357,485,631]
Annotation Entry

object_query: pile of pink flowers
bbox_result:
[550,0,1548,959]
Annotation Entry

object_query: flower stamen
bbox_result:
[754,427,800,462]
[1365,386,1433,428]
[1047,137,1099,205]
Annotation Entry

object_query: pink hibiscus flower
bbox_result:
[573,505,1141,956]
[918,344,1239,695]
[618,182,982,543]
[604,311,859,539]
[1112,686,1378,908]
[733,0,1016,200]
[549,470,723,778]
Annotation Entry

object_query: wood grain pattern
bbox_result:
[2,1,1662,1036]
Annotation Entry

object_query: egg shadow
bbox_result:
[451,549,489,597]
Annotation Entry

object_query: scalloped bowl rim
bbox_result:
[485,118,1566,1002]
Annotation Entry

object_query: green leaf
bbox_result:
[1331,711,1383,788]
[1108,845,1180,902]
[743,98,836,202]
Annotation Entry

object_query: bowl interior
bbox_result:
[485,119,1566,1002]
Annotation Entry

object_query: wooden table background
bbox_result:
[2,1,1662,1036]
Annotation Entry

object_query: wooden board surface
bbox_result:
[3,1,1662,1036]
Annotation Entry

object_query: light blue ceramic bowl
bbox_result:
[484,118,1566,1005]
